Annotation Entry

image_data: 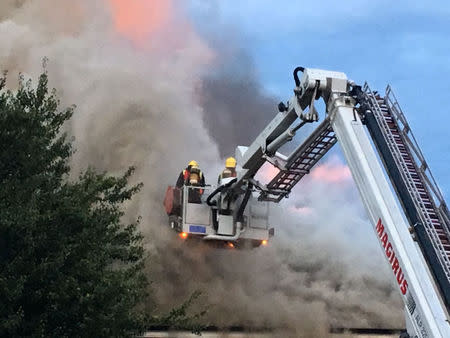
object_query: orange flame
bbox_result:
[107,0,172,44]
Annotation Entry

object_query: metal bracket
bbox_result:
[262,153,287,171]
[248,178,268,193]
[300,80,320,122]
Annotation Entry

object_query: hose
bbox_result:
[206,178,237,206]
[236,183,253,223]
[293,66,305,87]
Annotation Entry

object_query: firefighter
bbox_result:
[176,160,205,203]
[218,157,237,184]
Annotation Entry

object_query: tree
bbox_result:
[0,71,148,337]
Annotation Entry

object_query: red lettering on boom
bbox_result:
[390,251,396,264]
[376,219,384,237]
[401,280,408,295]
[392,258,400,274]
[375,218,409,295]
[381,233,388,248]
[397,268,404,284]
[385,242,393,259]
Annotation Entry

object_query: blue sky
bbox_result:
[187,0,450,199]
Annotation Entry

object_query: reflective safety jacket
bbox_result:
[176,166,205,189]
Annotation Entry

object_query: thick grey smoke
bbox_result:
[0,1,403,336]
[189,8,280,158]
[199,45,277,158]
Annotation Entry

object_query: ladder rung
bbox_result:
[364,88,450,283]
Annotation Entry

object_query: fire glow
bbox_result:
[107,0,171,44]
[310,162,351,184]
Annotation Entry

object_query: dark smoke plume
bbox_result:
[199,46,277,157]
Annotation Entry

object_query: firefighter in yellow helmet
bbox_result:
[176,160,205,203]
[218,157,237,184]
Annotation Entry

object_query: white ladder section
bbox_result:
[330,92,450,338]
[259,118,336,202]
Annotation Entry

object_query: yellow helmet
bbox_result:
[225,157,236,168]
[188,160,198,167]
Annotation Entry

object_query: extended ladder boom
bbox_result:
[231,67,450,337]
[357,84,450,311]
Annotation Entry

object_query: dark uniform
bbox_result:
[176,165,205,203]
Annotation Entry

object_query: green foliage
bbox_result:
[0,71,148,337]
[150,291,207,335]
